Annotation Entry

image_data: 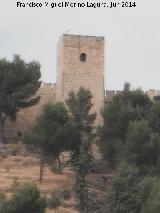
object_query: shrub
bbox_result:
[141,179,160,213]
[54,189,71,200]
[6,182,46,213]
[47,191,61,209]
[0,191,7,213]
[106,166,160,213]
[49,164,63,174]
[0,192,6,202]
[90,159,110,174]
[108,166,142,213]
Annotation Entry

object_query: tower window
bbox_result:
[80,53,86,62]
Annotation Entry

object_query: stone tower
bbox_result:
[56,34,105,123]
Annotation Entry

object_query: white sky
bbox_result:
[0,0,160,90]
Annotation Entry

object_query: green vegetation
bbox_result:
[0,183,46,213]
[66,87,96,212]
[24,102,73,182]
[47,191,61,209]
[141,180,160,213]
[125,120,160,173]
[25,87,96,212]
[108,166,142,213]
[0,55,41,143]
[98,83,151,169]
[97,82,160,213]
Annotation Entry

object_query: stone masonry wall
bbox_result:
[6,82,56,140]
[56,34,105,123]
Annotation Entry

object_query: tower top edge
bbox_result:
[61,33,104,40]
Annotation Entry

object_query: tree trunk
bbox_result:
[57,155,61,169]
[0,118,6,144]
[76,171,88,213]
[39,154,44,183]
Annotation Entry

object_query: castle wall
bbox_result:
[6,83,56,140]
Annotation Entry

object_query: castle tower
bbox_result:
[56,34,105,123]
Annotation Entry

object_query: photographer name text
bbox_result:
[16,1,137,9]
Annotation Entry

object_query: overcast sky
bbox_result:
[0,0,160,90]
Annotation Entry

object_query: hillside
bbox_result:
[0,144,79,213]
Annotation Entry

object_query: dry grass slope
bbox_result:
[0,153,78,213]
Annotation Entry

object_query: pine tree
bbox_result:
[0,55,41,143]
